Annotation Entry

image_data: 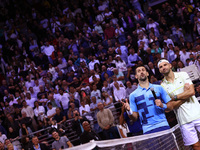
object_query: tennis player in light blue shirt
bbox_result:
[129,83,170,133]
[123,65,186,134]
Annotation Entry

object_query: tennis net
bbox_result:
[67,124,199,150]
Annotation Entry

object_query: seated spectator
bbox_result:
[33,101,46,123]
[67,102,78,119]
[25,92,36,108]
[90,96,102,117]
[126,81,137,99]
[21,100,38,131]
[90,84,101,101]
[47,102,56,119]
[69,86,80,102]
[80,121,101,144]
[4,101,15,115]
[115,55,127,72]
[0,132,6,144]
[113,82,126,103]
[97,102,119,140]
[101,91,114,108]
[128,47,142,67]
[113,68,125,84]
[79,101,92,121]
[53,108,66,125]
[19,123,33,138]
[71,110,90,137]
[51,130,72,150]
[30,136,49,150]
[101,65,113,82]
[57,89,70,115]
[49,119,68,136]
[147,61,162,80]
[102,81,112,96]
[89,70,100,85]
[4,138,20,150]
[7,127,20,149]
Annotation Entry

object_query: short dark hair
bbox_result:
[135,64,148,73]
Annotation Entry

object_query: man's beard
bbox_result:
[139,76,147,82]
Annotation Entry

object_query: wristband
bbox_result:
[126,109,133,115]
[162,103,167,110]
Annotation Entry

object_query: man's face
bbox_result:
[83,122,91,132]
[135,67,149,81]
[32,137,39,145]
[52,131,59,139]
[97,103,104,110]
[158,62,171,75]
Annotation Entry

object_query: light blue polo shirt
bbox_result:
[129,83,171,133]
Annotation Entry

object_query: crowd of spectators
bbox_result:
[0,0,200,149]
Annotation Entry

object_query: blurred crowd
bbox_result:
[0,0,200,149]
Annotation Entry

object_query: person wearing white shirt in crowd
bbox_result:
[115,55,127,73]
[146,18,160,37]
[58,89,70,113]
[89,56,100,71]
[25,75,35,90]
[8,95,18,106]
[163,35,175,48]
[110,75,125,91]
[89,70,100,84]
[51,17,61,33]
[188,53,197,66]
[90,84,101,101]
[0,132,7,144]
[43,42,54,64]
[29,87,37,99]
[47,102,57,119]
[33,79,40,95]
[94,21,104,35]
[98,1,107,12]
[102,91,114,108]
[25,92,36,108]
[137,35,149,51]
[34,101,46,122]
[90,96,102,117]
[79,101,93,121]
[113,82,126,102]
[180,47,190,66]
[21,100,38,131]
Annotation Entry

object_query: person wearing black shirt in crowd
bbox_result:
[80,121,101,144]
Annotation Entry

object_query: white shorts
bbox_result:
[180,118,200,146]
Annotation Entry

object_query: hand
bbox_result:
[122,99,130,111]
[155,99,163,108]
[184,83,190,91]
[59,128,64,132]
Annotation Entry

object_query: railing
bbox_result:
[13,102,122,149]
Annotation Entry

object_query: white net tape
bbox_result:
[67,124,199,150]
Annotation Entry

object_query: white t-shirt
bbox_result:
[43,45,54,56]
[26,98,36,108]
[47,107,56,117]
[34,106,45,117]
[161,72,200,125]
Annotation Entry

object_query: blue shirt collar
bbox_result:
[138,83,153,90]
